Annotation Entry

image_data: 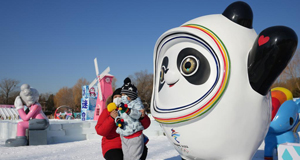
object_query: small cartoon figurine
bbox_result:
[89,87,96,98]
[264,88,300,159]
[5,84,49,147]
[151,1,298,159]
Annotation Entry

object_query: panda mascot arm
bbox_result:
[247,26,298,95]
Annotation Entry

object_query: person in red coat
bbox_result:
[95,88,151,160]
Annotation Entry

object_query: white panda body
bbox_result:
[151,14,272,159]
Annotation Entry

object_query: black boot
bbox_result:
[5,136,28,147]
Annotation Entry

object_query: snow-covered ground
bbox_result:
[0,135,267,160]
[0,115,275,160]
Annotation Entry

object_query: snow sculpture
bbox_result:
[5,84,49,147]
[151,1,298,159]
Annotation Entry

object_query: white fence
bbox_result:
[0,108,19,120]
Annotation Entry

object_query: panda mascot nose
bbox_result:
[164,69,179,86]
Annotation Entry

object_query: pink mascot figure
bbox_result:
[5,84,49,147]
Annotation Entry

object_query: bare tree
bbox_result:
[72,78,89,111]
[39,93,51,111]
[284,50,300,90]
[0,78,20,104]
[46,94,55,113]
[0,94,3,104]
[273,49,300,96]
[8,91,20,104]
[129,70,153,113]
[271,49,300,97]
[54,87,74,109]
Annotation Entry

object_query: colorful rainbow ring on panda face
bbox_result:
[152,24,230,124]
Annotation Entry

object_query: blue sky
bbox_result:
[1,0,299,94]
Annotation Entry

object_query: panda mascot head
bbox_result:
[151,1,298,159]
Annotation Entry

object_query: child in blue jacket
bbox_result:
[115,77,145,160]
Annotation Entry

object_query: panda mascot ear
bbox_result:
[222,1,253,29]
[248,26,298,95]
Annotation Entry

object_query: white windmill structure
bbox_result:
[88,58,114,120]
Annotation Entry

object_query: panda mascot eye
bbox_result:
[177,48,210,85]
[160,66,166,83]
[180,55,199,76]
[158,57,169,91]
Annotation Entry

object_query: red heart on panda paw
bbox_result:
[258,35,270,46]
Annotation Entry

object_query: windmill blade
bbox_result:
[89,78,98,89]
[93,58,110,101]
[94,58,99,76]
[99,67,110,80]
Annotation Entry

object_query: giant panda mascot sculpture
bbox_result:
[150,1,298,160]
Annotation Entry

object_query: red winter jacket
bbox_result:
[95,109,151,157]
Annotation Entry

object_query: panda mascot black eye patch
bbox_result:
[159,56,169,91]
[177,48,210,85]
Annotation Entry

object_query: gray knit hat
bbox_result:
[121,77,138,100]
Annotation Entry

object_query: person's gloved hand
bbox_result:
[116,119,124,129]
[14,96,24,110]
[107,102,117,112]
[118,103,130,114]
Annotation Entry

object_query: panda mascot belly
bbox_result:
[151,1,298,160]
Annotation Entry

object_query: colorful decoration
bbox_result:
[81,85,97,121]
[264,88,300,159]
[88,58,114,121]
[54,105,73,119]
[278,143,300,160]
[271,87,294,120]
[151,1,298,159]
[171,129,180,143]
[272,87,293,101]
[80,58,114,121]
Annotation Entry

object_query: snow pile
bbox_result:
[0,136,180,160]
[0,136,266,160]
